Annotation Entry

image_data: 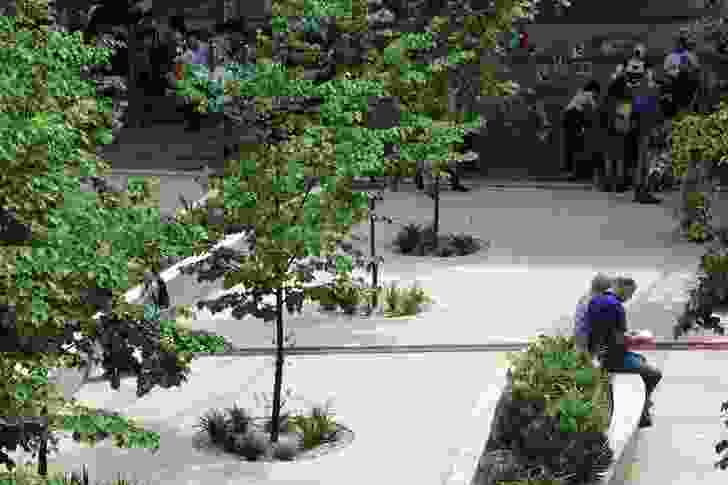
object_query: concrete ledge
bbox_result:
[600,373,645,484]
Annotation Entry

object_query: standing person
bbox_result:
[561,80,600,181]
[663,28,701,114]
[601,57,660,203]
[574,273,613,353]
[140,269,170,323]
[150,17,179,95]
[180,28,211,132]
[186,29,210,68]
[586,277,663,428]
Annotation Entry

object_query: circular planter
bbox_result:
[192,422,355,463]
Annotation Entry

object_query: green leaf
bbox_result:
[13,383,33,402]
[575,368,596,386]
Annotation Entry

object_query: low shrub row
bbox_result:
[675,227,728,337]
[309,275,433,317]
[392,222,486,257]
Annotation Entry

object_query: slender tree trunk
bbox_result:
[270,286,285,444]
[127,23,144,129]
[369,195,378,311]
[433,174,440,247]
[37,406,48,477]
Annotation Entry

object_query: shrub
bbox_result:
[393,223,423,254]
[0,461,153,485]
[392,224,485,257]
[676,236,728,337]
[496,335,614,485]
[195,408,229,446]
[381,280,432,316]
[159,319,232,354]
[225,403,252,435]
[233,430,269,461]
[450,232,486,255]
[289,402,339,451]
[383,281,402,313]
[271,434,300,461]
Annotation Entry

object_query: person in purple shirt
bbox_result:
[186,30,210,68]
[586,276,662,428]
[574,272,612,353]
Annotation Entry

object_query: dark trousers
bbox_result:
[563,133,584,174]
[612,354,663,418]
[184,102,202,131]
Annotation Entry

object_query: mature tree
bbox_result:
[176,0,577,445]
[0,0,215,476]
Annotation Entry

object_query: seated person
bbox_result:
[574,272,612,353]
[586,276,663,428]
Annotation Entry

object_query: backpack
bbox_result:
[613,101,633,134]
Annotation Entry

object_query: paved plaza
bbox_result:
[8,180,728,484]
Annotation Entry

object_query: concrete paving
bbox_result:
[9,184,728,484]
[177,184,706,345]
[611,350,728,485]
[5,353,511,485]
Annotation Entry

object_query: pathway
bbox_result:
[9,183,727,485]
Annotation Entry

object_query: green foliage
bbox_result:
[671,101,728,179]
[289,401,339,451]
[0,0,217,475]
[716,400,728,470]
[506,335,611,434]
[380,280,432,317]
[677,231,728,337]
[688,221,711,242]
[0,461,154,485]
[392,223,486,257]
[158,319,232,355]
[558,396,593,433]
[383,281,402,314]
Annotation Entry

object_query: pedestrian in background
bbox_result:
[663,28,701,115]
[561,80,600,181]
[140,269,170,323]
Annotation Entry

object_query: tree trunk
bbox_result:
[37,406,48,477]
[270,286,285,444]
[369,195,378,311]
[433,175,440,248]
[127,23,144,129]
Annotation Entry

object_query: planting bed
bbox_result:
[472,336,616,485]
[191,400,354,463]
[191,419,355,463]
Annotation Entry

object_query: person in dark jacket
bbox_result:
[562,80,600,181]
[601,58,662,203]
[587,277,662,428]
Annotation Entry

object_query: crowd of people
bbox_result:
[574,273,663,429]
[561,28,704,204]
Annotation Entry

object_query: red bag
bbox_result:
[519,32,529,50]
[175,62,185,81]
[625,331,655,351]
